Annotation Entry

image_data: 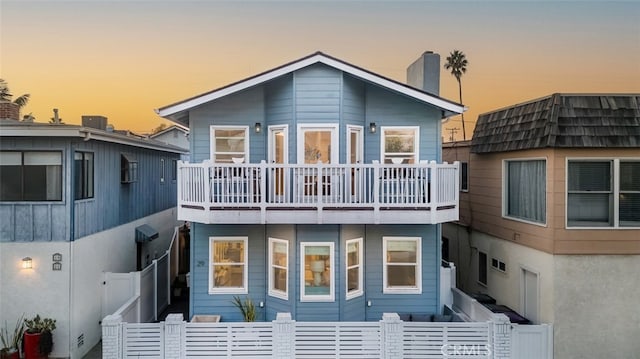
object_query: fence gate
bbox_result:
[102,272,137,320]
[510,324,553,359]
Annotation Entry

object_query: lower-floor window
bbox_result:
[300,242,334,302]
[268,238,288,299]
[209,237,247,294]
[346,238,363,299]
[383,237,421,294]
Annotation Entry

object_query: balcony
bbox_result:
[177,160,459,224]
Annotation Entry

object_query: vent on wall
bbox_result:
[77,333,84,348]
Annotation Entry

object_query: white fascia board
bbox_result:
[316,57,465,115]
[1,126,186,154]
[157,53,465,118]
[157,55,323,117]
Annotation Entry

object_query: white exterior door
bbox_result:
[347,125,363,200]
[521,267,539,324]
[268,125,288,197]
[296,124,339,201]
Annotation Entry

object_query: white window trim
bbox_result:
[380,126,420,164]
[209,236,248,294]
[268,237,289,300]
[565,157,640,229]
[267,124,289,164]
[491,257,507,274]
[382,236,422,294]
[209,125,250,163]
[296,123,339,164]
[300,242,335,302]
[346,125,364,164]
[345,237,364,300]
[501,157,548,227]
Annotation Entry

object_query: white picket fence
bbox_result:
[102,226,179,323]
[102,313,497,359]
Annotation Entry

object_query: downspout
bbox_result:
[68,141,75,357]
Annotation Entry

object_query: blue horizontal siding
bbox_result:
[190,224,440,322]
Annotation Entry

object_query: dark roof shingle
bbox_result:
[471,94,640,153]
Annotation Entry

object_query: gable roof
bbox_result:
[156,51,465,124]
[148,124,189,139]
[471,93,640,153]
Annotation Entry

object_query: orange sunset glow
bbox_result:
[2,1,639,140]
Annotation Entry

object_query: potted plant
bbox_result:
[232,296,257,322]
[23,315,56,359]
[0,315,24,359]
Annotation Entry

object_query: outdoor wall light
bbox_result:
[369,122,377,133]
[22,257,32,269]
[254,122,262,133]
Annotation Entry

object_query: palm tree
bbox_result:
[444,50,468,140]
[0,79,30,108]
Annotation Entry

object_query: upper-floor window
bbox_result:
[268,237,288,300]
[121,154,138,183]
[74,152,94,200]
[461,162,469,192]
[381,127,419,164]
[567,159,639,228]
[504,159,546,225]
[346,238,363,300]
[210,126,249,163]
[209,237,248,294]
[383,237,421,294]
[0,151,62,201]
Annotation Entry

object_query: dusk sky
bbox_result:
[2,1,639,139]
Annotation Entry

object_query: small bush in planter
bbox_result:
[232,296,257,322]
[23,315,56,358]
[0,315,24,359]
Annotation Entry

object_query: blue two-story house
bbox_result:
[157,51,463,322]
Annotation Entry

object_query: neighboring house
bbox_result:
[149,124,190,149]
[156,51,464,322]
[442,94,640,359]
[149,124,190,161]
[0,116,186,358]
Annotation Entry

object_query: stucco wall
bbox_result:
[0,242,71,358]
[554,255,640,359]
[0,207,179,358]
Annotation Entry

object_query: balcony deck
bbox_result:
[177,160,459,224]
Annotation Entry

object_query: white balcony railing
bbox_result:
[177,160,459,224]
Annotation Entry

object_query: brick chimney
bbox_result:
[406,51,440,96]
[0,101,20,121]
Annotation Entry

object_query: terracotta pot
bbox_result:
[0,350,20,359]
[23,332,46,359]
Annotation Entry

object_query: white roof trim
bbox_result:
[1,125,187,154]
[157,53,465,118]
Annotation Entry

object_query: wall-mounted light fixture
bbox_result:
[22,257,32,269]
[369,122,377,133]
[254,122,262,133]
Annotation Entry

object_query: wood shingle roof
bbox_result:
[470,93,640,153]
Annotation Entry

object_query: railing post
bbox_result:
[260,160,267,224]
[380,313,403,359]
[491,314,512,359]
[273,313,296,359]
[164,313,185,359]
[101,314,123,359]
[317,162,323,223]
[373,161,380,224]
[429,160,438,223]
[203,159,212,215]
